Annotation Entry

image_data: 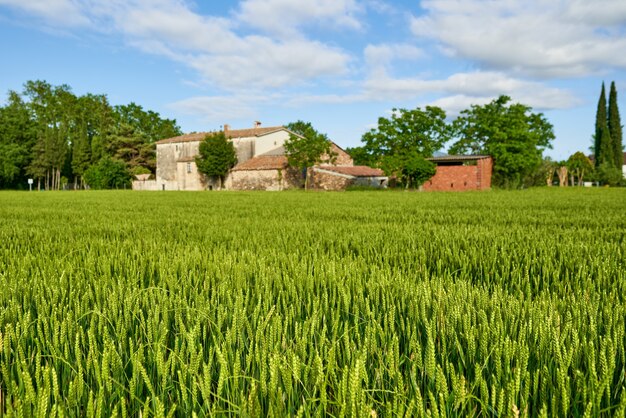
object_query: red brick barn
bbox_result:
[422,155,492,191]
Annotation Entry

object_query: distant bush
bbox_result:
[84,157,132,189]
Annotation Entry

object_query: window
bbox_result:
[187,163,192,173]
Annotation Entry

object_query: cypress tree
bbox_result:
[608,81,623,170]
[594,82,610,167]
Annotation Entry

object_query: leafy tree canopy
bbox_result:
[0,80,182,190]
[195,132,237,189]
[381,151,436,189]
[449,96,554,189]
[361,106,449,162]
[284,121,336,189]
[84,157,131,189]
[566,152,593,186]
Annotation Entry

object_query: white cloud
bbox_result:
[168,94,275,122]
[0,0,351,91]
[411,0,626,78]
[0,0,89,26]
[364,71,579,110]
[236,0,362,38]
[364,43,423,71]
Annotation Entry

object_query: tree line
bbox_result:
[347,96,556,189]
[0,80,182,190]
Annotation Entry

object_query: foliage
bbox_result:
[284,121,336,189]
[608,81,623,170]
[0,189,625,416]
[345,145,377,167]
[0,92,37,188]
[566,152,593,186]
[361,106,449,161]
[0,80,181,190]
[594,161,623,186]
[381,151,436,189]
[83,157,132,189]
[195,131,237,188]
[449,95,555,189]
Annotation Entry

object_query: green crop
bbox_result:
[0,188,624,417]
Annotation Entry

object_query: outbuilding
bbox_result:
[422,155,492,191]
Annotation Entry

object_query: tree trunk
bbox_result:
[304,168,309,191]
[546,168,554,186]
[557,166,568,187]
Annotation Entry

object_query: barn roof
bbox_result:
[156,126,284,145]
[427,155,490,163]
[231,155,289,171]
[317,165,386,177]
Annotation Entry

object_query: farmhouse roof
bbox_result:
[426,155,491,163]
[231,155,289,171]
[318,165,385,177]
[156,126,284,144]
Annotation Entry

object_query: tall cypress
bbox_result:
[594,82,611,167]
[608,81,623,170]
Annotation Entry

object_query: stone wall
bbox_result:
[310,169,353,191]
[323,144,353,166]
[229,168,302,191]
[422,157,492,191]
[132,180,158,191]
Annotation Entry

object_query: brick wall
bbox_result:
[422,157,492,191]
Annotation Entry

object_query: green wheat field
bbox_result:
[0,189,625,417]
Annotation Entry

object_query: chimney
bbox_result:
[224,124,230,135]
[254,121,261,129]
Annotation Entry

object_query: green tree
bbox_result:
[382,151,436,189]
[359,106,449,187]
[595,161,623,186]
[113,103,182,144]
[449,96,554,188]
[83,157,131,189]
[284,121,336,190]
[0,91,37,188]
[362,106,449,160]
[594,82,614,168]
[566,152,593,186]
[195,132,237,189]
[345,146,377,167]
[608,81,623,170]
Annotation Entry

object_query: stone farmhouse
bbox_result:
[133,123,387,191]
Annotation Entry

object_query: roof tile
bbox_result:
[232,155,289,171]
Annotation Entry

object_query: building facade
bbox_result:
[422,155,492,191]
[133,123,385,191]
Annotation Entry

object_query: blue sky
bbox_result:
[1,0,625,160]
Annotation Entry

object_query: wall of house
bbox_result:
[323,144,353,166]
[253,131,290,157]
[175,161,206,190]
[353,177,388,188]
[422,158,492,191]
[156,142,200,185]
[232,138,255,163]
[132,180,158,191]
[228,168,301,191]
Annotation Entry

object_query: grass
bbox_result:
[0,188,625,417]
